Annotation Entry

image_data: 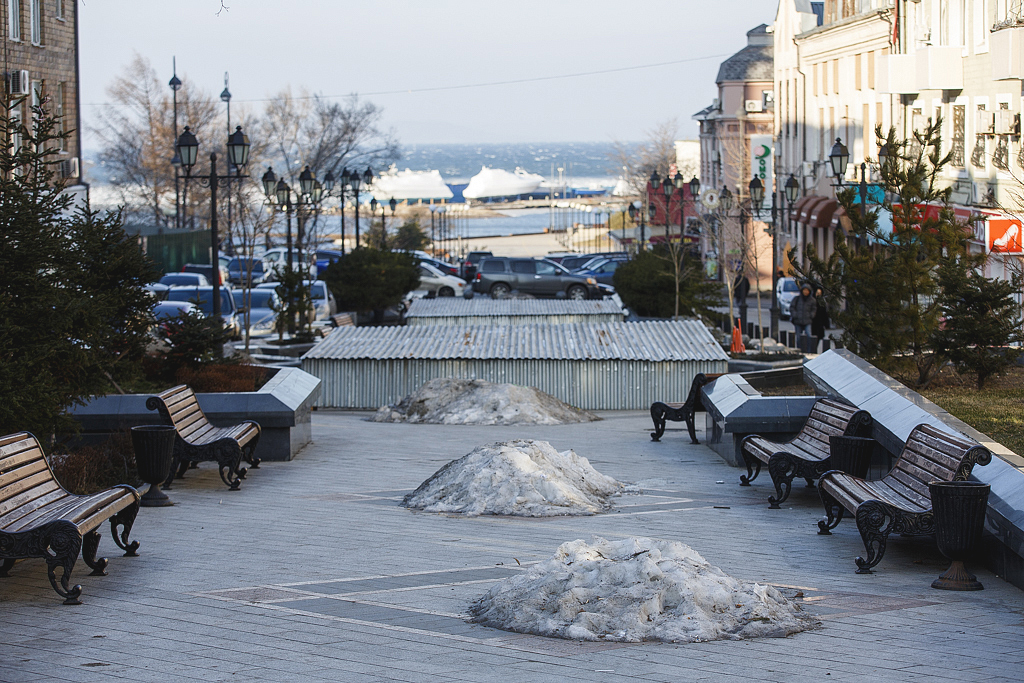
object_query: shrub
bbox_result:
[175,364,269,393]
[49,430,140,495]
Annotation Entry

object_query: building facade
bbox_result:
[774,0,1024,283]
[2,0,85,203]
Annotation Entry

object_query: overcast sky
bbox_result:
[79,1,777,150]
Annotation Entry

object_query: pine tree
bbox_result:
[0,107,156,438]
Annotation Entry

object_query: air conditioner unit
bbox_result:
[977,109,995,135]
[7,70,30,96]
[745,99,764,113]
[60,158,80,179]
[801,161,815,177]
[994,110,1018,135]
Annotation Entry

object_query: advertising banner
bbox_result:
[749,134,774,192]
[989,218,1022,253]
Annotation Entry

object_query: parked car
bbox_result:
[227,257,268,286]
[419,255,461,278]
[262,247,316,279]
[181,263,229,286]
[159,272,209,287]
[562,252,629,273]
[144,282,170,300]
[256,279,337,321]
[233,288,280,338]
[315,249,345,278]
[472,257,601,300]
[415,262,466,297]
[461,250,493,280]
[151,299,198,322]
[574,257,624,286]
[164,285,241,339]
[777,276,800,319]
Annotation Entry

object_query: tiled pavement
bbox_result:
[1,410,1022,682]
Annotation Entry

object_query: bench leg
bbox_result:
[82,530,108,576]
[767,454,798,508]
[817,489,845,535]
[242,441,261,469]
[683,408,700,445]
[739,451,762,486]
[0,558,15,576]
[42,522,84,605]
[110,501,141,557]
[854,501,894,574]
[650,403,669,442]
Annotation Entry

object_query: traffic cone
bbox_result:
[730,318,745,354]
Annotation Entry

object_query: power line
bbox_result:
[83,52,730,107]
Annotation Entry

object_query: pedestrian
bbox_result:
[790,282,817,351]
[733,273,750,305]
[811,287,830,352]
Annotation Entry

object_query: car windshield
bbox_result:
[782,280,799,292]
[159,274,203,286]
[166,288,234,315]
[228,258,263,272]
[233,290,277,308]
[152,303,192,320]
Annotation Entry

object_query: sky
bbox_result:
[79,0,778,151]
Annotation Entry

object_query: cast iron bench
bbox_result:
[0,432,140,604]
[739,398,872,508]
[147,385,261,491]
[650,373,726,444]
[817,423,991,573]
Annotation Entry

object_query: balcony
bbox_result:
[915,46,964,90]
[991,27,1024,80]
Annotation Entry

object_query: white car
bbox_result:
[260,247,316,280]
[257,279,337,321]
[415,262,466,297]
[776,277,800,319]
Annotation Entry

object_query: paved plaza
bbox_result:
[1,410,1022,682]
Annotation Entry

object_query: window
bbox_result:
[8,0,20,41]
[535,261,558,276]
[10,105,23,157]
[951,105,966,168]
[971,104,988,169]
[55,0,63,20]
[56,82,65,151]
[511,260,535,274]
[29,0,40,45]
[481,260,505,273]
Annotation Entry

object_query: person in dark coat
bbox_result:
[790,283,817,350]
[811,287,830,351]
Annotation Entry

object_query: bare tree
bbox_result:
[93,54,217,227]
[609,118,680,200]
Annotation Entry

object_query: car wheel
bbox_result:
[438,286,455,297]
[490,283,511,299]
[567,285,588,300]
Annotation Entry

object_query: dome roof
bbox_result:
[716,24,773,83]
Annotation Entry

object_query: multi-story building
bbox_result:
[693,24,776,282]
[774,0,1024,282]
[2,0,85,204]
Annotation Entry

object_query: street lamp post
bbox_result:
[770,173,800,339]
[175,124,251,349]
[346,167,374,249]
[220,74,233,254]
[169,60,182,230]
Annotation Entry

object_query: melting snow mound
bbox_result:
[372,378,598,425]
[403,440,622,516]
[469,537,816,642]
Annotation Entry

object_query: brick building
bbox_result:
[2,0,85,204]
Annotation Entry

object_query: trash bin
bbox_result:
[929,480,990,591]
[828,435,874,479]
[131,425,176,507]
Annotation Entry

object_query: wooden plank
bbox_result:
[0,458,50,496]
[4,489,126,532]
[0,484,66,527]
[0,469,59,508]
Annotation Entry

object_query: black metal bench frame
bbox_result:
[650,373,725,444]
[0,432,140,604]
[739,397,872,508]
[147,385,261,491]
[817,423,991,573]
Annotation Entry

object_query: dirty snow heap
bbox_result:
[470,536,816,642]
[403,439,622,516]
[372,378,598,425]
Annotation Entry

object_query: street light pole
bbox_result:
[169,60,182,230]
[220,74,232,254]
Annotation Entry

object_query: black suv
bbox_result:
[472,257,602,300]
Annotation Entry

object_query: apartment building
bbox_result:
[2,0,85,204]
[774,0,1023,282]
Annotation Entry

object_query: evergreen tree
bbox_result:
[931,257,1022,389]
[0,108,157,438]
[613,247,722,318]
[322,247,419,323]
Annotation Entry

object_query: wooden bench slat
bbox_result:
[0,482,66,526]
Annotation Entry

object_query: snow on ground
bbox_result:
[470,536,816,643]
[372,378,599,425]
[403,439,622,516]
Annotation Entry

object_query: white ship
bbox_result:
[462,166,545,200]
[369,166,454,201]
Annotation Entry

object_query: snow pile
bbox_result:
[373,378,598,425]
[469,537,815,642]
[403,440,622,516]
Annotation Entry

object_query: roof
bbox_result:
[406,298,624,319]
[304,320,729,363]
[716,25,774,83]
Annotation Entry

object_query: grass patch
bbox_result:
[920,365,1024,457]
